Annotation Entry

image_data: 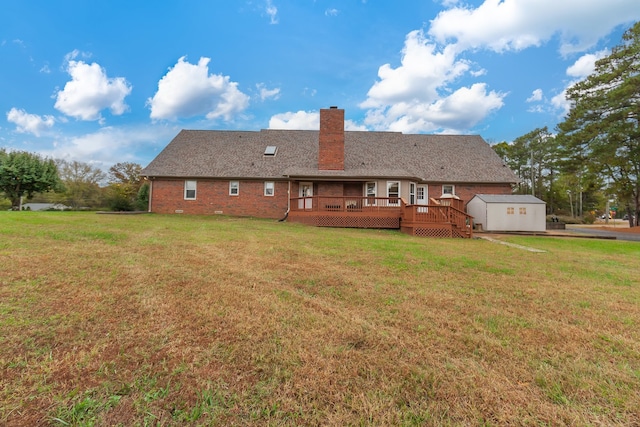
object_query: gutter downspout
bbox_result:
[148,179,153,213]
[278,179,291,222]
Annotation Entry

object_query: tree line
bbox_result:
[0,150,148,212]
[492,21,639,227]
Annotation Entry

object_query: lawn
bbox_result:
[1,212,639,426]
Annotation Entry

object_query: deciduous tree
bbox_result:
[107,162,143,211]
[0,149,61,209]
[57,159,107,209]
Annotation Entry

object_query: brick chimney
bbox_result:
[318,106,344,170]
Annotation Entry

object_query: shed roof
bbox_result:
[471,194,546,204]
[141,129,519,183]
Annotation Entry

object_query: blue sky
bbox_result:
[1,1,639,171]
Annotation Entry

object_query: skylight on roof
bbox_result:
[264,146,277,156]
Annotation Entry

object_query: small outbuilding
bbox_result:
[466,194,546,232]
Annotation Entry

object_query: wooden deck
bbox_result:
[288,196,473,238]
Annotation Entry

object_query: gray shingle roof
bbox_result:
[141,129,519,183]
[472,194,545,204]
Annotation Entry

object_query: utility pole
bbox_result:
[568,191,574,218]
[530,150,534,196]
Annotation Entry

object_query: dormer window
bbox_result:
[264,146,277,156]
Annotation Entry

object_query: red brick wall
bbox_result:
[344,183,362,196]
[150,179,512,217]
[318,107,344,170]
[317,182,344,197]
[433,183,513,207]
[150,179,289,218]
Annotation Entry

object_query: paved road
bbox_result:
[566,225,640,242]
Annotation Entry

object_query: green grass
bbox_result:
[0,211,639,426]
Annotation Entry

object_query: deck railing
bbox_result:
[288,196,473,237]
[290,196,403,213]
[401,204,473,230]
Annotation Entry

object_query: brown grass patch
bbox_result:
[1,212,639,426]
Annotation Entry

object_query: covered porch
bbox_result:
[288,195,473,238]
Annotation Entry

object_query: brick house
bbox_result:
[141,106,518,237]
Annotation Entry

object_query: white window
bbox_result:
[229,181,239,196]
[409,182,416,204]
[184,180,196,200]
[264,181,274,196]
[442,184,455,195]
[387,181,400,205]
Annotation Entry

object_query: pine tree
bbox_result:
[558,22,640,226]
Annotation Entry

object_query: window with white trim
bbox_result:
[264,181,274,196]
[417,186,426,202]
[184,180,197,200]
[442,184,455,195]
[387,181,400,205]
[229,181,239,196]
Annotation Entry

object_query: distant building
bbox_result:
[22,203,70,211]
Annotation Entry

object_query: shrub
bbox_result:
[135,183,149,211]
[108,194,134,211]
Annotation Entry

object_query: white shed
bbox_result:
[467,194,546,232]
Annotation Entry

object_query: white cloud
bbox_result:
[527,104,545,114]
[43,125,178,168]
[360,30,505,133]
[266,0,278,24]
[345,120,367,131]
[256,83,281,101]
[361,31,470,109]
[54,53,132,122]
[6,108,55,137]
[428,0,640,55]
[365,83,504,133]
[527,89,543,102]
[566,50,608,78]
[147,56,249,121]
[303,87,317,97]
[325,8,339,17]
[268,110,367,131]
[359,2,636,133]
[549,50,609,117]
[551,89,571,117]
[269,111,319,130]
